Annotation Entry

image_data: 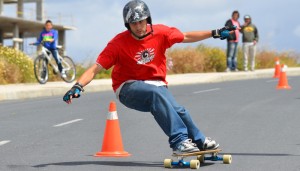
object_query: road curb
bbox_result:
[0,68,299,101]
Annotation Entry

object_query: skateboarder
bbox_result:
[63,0,235,154]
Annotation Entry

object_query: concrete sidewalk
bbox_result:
[0,68,299,101]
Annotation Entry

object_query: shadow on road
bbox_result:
[33,161,163,168]
[226,152,300,157]
[33,160,215,169]
[35,152,299,169]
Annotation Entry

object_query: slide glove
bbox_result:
[212,25,237,40]
[63,83,84,102]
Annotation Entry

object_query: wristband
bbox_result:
[73,82,84,92]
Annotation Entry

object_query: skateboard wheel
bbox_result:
[197,155,205,163]
[164,159,173,168]
[190,160,200,169]
[223,155,232,164]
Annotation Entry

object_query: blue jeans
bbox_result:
[226,42,238,70]
[49,49,63,72]
[119,81,205,149]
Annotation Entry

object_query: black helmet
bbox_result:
[123,0,152,30]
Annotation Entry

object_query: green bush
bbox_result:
[167,44,299,74]
[94,69,112,79]
[76,64,112,79]
[167,47,205,74]
[167,44,227,73]
[196,44,227,72]
[0,46,35,84]
[255,50,299,68]
[1,44,299,84]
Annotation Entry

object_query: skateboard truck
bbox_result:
[164,149,232,169]
[165,157,200,169]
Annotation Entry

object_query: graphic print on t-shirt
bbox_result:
[135,48,155,64]
[244,26,254,32]
[42,33,53,42]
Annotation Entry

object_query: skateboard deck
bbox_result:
[172,148,222,157]
[164,148,232,169]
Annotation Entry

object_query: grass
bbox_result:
[0,44,299,84]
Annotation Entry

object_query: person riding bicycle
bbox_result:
[63,0,236,154]
[31,20,66,78]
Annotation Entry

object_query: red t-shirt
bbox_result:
[96,24,184,92]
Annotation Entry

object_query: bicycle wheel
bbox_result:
[61,56,76,83]
[34,55,49,84]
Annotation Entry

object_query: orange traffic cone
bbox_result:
[273,57,281,78]
[94,101,131,157]
[276,64,291,89]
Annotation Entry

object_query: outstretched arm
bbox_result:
[30,32,43,45]
[63,63,103,104]
[182,31,212,43]
[182,26,237,43]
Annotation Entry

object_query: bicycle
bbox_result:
[32,44,76,84]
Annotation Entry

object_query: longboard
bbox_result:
[164,148,232,169]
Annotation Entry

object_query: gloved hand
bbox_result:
[212,25,237,40]
[63,82,84,104]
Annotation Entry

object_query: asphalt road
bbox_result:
[1,77,300,171]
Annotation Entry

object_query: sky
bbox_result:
[2,0,300,63]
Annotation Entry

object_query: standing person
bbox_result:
[225,10,241,72]
[240,15,259,71]
[31,20,66,78]
[63,0,235,154]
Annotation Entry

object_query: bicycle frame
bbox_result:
[38,45,72,73]
[32,42,76,84]
[39,46,60,73]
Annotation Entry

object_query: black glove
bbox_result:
[212,25,237,40]
[63,83,84,103]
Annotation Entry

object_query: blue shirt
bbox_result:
[35,28,58,50]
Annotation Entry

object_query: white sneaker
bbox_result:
[60,69,67,78]
[225,68,231,72]
[173,139,200,155]
[202,137,219,150]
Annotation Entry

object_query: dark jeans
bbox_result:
[226,42,238,70]
[49,49,63,72]
[119,81,206,149]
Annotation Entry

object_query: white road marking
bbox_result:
[0,140,11,146]
[53,119,83,127]
[193,88,220,94]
